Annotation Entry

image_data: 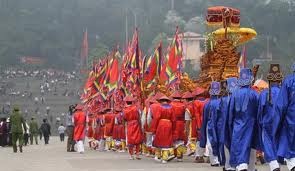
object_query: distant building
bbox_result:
[169,31,205,70]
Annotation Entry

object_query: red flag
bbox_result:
[81,73,99,104]
[129,28,140,70]
[103,50,120,95]
[83,72,95,92]
[144,43,162,84]
[159,57,168,83]
[165,27,183,84]
[106,58,119,86]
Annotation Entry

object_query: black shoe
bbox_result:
[19,146,23,153]
[194,156,205,163]
[187,151,194,156]
[167,155,176,162]
[211,164,220,167]
[273,168,280,171]
[277,157,286,165]
[258,156,266,164]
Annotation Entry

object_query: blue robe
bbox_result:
[258,85,280,162]
[220,95,232,149]
[228,86,259,166]
[275,74,295,159]
[216,95,231,165]
[200,96,220,157]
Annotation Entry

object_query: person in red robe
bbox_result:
[73,104,87,154]
[112,106,126,152]
[87,113,95,148]
[191,88,209,162]
[103,107,115,151]
[87,113,98,150]
[152,95,175,164]
[93,113,99,141]
[141,96,151,156]
[141,95,160,157]
[87,113,94,138]
[182,91,196,156]
[123,95,143,160]
[96,111,105,151]
[171,91,187,162]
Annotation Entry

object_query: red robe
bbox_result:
[171,101,186,142]
[112,112,126,140]
[123,105,143,145]
[149,103,161,133]
[153,103,175,148]
[94,114,104,140]
[191,98,209,140]
[73,110,86,141]
[87,116,94,138]
[104,113,115,138]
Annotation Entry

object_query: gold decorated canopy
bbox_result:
[212,27,257,46]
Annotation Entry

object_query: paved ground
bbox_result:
[0,137,288,171]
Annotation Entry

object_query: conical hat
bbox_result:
[192,87,205,96]
[158,95,171,101]
[154,92,165,100]
[75,104,84,110]
[171,90,182,99]
[182,92,193,99]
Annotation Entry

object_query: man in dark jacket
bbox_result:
[40,119,51,145]
[66,105,76,152]
[0,118,8,147]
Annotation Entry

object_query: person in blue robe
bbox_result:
[219,77,238,171]
[274,63,295,171]
[214,80,228,166]
[228,68,259,171]
[200,81,221,166]
[200,81,221,167]
[258,64,283,171]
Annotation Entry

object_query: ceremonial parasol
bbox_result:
[206,6,240,28]
[212,27,257,45]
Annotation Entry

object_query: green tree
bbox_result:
[88,42,109,67]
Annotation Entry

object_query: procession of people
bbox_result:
[69,60,295,171]
[0,4,294,171]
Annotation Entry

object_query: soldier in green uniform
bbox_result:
[10,106,26,153]
[29,117,39,145]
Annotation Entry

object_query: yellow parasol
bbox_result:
[212,27,257,45]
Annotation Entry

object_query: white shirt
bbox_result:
[184,109,191,121]
[58,126,66,134]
